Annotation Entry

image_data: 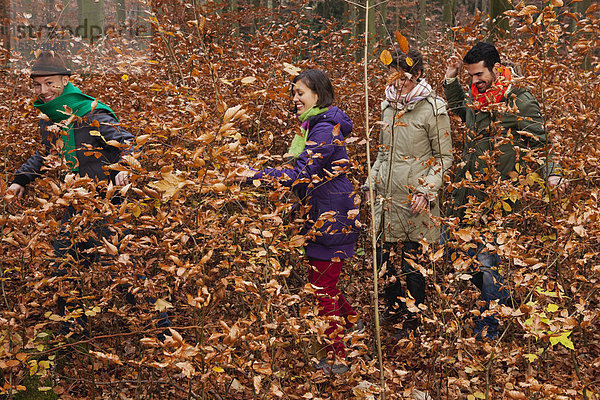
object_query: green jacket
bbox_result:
[443,78,558,218]
[365,94,453,243]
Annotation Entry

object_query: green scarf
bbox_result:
[287,106,329,158]
[34,82,117,171]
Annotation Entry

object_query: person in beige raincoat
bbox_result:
[364,48,453,329]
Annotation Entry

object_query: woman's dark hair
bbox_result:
[291,69,334,109]
[390,49,424,76]
[463,42,500,71]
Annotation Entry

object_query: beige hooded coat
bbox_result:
[365,94,453,243]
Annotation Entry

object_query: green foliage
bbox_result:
[13,375,58,400]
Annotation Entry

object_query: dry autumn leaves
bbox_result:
[0,1,599,399]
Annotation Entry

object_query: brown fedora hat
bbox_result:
[30,51,72,77]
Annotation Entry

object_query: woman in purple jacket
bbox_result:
[241,69,360,373]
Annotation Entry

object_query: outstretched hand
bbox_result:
[548,175,567,190]
[115,171,130,186]
[231,163,255,182]
[7,183,25,199]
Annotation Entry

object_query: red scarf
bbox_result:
[471,65,512,110]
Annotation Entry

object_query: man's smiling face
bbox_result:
[466,61,497,93]
[32,75,69,103]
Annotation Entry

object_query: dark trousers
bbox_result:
[442,224,512,336]
[377,241,426,314]
[467,247,511,335]
[52,205,117,272]
[51,202,170,337]
[52,204,121,317]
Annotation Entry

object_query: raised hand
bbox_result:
[445,55,463,79]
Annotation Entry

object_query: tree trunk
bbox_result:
[77,0,105,44]
[480,0,489,15]
[229,0,239,37]
[395,2,400,32]
[576,0,592,14]
[349,3,360,62]
[442,0,455,25]
[250,0,261,35]
[489,0,511,39]
[576,0,593,69]
[116,0,126,26]
[419,0,426,44]
[367,0,376,56]
[0,0,9,66]
[378,1,387,43]
[570,0,591,31]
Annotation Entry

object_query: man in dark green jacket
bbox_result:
[443,42,562,340]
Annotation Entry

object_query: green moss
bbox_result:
[13,375,58,400]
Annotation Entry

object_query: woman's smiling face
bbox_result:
[388,66,417,96]
[292,79,319,115]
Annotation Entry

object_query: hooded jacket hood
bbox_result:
[309,106,353,138]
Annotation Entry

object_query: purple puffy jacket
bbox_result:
[254,106,360,260]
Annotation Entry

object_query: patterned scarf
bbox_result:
[287,106,329,158]
[385,79,433,110]
[471,65,512,110]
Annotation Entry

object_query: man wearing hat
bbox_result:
[8,51,134,271]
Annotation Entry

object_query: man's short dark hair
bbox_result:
[463,42,501,71]
[292,69,334,109]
